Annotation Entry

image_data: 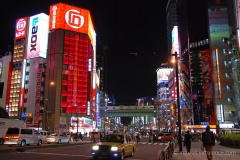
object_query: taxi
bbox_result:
[91,133,136,160]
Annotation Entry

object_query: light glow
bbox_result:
[111,146,118,151]
[92,146,99,150]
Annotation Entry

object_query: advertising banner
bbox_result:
[26,13,49,59]
[15,17,28,39]
[156,68,173,85]
[201,50,215,125]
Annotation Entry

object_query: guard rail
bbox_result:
[155,140,174,160]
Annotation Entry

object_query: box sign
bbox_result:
[26,13,49,59]
[49,3,96,47]
[15,17,28,39]
[185,125,216,129]
[219,124,234,128]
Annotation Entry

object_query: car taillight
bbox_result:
[13,136,19,139]
[4,136,9,139]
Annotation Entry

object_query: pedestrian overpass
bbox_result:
[100,106,157,117]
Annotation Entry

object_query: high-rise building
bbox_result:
[170,0,239,132]
[0,54,12,108]
[45,3,96,133]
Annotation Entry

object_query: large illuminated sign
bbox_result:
[49,3,96,47]
[26,13,49,59]
[156,68,173,84]
[15,17,28,39]
[171,26,179,55]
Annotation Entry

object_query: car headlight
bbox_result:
[111,146,118,151]
[92,146,99,150]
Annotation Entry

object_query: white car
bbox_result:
[46,133,71,144]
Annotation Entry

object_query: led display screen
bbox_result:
[171,26,179,55]
[157,68,173,85]
[15,17,28,40]
[26,13,49,59]
[61,33,91,114]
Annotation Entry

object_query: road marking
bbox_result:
[20,152,92,158]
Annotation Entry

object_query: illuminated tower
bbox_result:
[45,3,96,133]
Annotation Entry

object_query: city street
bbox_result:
[0,136,168,160]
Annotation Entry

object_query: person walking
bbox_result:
[202,125,215,160]
[79,132,83,141]
[136,132,140,143]
[184,131,192,153]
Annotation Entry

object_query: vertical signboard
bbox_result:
[15,17,28,40]
[26,13,49,59]
[201,50,215,125]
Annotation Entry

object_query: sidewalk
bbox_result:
[171,142,240,160]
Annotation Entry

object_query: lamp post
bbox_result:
[172,52,182,152]
[48,82,54,132]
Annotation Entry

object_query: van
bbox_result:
[0,118,26,145]
[38,130,50,143]
[4,127,42,146]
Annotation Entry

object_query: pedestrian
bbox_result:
[202,125,215,160]
[91,132,96,142]
[136,132,140,143]
[184,131,192,153]
[149,130,152,143]
[79,132,83,141]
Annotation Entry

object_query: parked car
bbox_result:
[91,133,136,160]
[4,127,42,146]
[46,133,71,144]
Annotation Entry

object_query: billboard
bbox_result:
[49,3,96,47]
[201,50,215,125]
[15,17,28,39]
[172,26,179,55]
[156,68,173,85]
[26,13,49,59]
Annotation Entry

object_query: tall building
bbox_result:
[170,0,239,132]
[0,54,12,108]
[166,0,178,56]
[2,13,49,129]
[45,3,96,133]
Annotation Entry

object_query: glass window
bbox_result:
[21,129,33,134]
[6,128,19,134]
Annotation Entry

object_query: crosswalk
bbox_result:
[137,142,169,145]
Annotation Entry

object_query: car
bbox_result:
[153,132,174,142]
[4,127,42,146]
[46,133,71,144]
[91,133,136,160]
[38,130,50,143]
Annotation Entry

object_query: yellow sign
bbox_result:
[27,113,33,117]
[185,125,216,129]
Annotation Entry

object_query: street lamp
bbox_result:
[172,52,182,152]
[47,82,54,132]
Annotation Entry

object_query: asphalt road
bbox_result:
[0,137,168,160]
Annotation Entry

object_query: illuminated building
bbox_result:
[45,3,96,133]
[172,0,239,131]
[0,54,12,109]
[2,13,49,129]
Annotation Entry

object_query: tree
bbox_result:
[0,107,9,118]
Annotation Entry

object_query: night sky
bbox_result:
[0,0,168,105]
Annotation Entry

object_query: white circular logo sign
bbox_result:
[16,19,26,31]
[65,9,84,29]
